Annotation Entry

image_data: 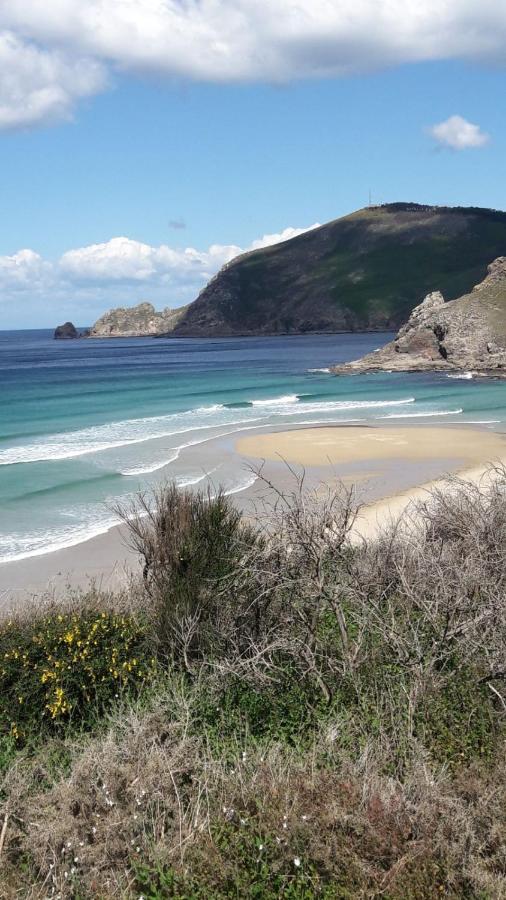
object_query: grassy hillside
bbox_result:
[2,476,506,897]
[172,203,506,336]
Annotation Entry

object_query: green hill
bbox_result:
[172,203,506,336]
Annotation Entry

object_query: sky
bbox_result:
[1,1,506,329]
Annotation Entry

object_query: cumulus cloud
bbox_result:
[2,1,506,128]
[59,236,243,284]
[0,222,320,325]
[250,224,320,250]
[0,31,106,130]
[0,248,51,288]
[429,114,490,150]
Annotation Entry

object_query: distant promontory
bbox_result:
[89,302,188,338]
[88,203,506,339]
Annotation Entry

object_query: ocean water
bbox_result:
[1,328,505,566]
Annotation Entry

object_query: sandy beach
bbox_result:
[2,423,506,607]
[237,423,506,540]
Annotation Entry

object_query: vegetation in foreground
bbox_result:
[1,471,506,898]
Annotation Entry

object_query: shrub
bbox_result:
[118,484,261,671]
[0,609,155,742]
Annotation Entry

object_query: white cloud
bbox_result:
[0,248,51,288]
[0,222,319,325]
[2,2,506,128]
[0,31,106,130]
[250,224,320,250]
[59,236,244,283]
[429,114,490,150]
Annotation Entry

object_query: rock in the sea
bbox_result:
[332,257,506,376]
[54,322,79,340]
[90,302,188,338]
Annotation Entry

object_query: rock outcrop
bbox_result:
[54,322,80,339]
[170,203,506,337]
[89,302,188,338]
[331,258,506,375]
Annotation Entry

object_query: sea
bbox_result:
[1,328,505,566]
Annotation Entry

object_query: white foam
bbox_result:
[251,394,298,406]
[447,372,474,380]
[378,408,463,419]
[0,513,121,564]
[224,473,258,495]
[307,368,331,374]
[176,469,218,487]
[0,407,260,466]
[0,396,416,468]
[279,397,415,416]
[119,450,181,476]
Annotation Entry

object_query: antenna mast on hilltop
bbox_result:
[368,189,372,208]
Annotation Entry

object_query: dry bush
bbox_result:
[116,469,506,763]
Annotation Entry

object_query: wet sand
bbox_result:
[2,424,505,608]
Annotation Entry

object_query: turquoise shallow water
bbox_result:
[1,329,506,565]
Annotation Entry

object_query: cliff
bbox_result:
[90,302,188,338]
[331,257,506,375]
[170,203,506,336]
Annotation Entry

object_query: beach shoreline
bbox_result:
[1,421,505,608]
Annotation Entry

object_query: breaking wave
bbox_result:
[0,397,416,467]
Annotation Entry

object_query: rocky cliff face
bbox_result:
[170,204,506,337]
[331,258,506,375]
[90,302,188,338]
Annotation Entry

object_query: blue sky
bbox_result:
[1,1,506,328]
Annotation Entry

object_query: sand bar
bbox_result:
[237,424,506,543]
[236,425,506,468]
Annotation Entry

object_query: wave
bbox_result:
[378,409,463,419]
[447,372,474,380]
[119,450,181,476]
[251,394,299,406]
[0,467,252,564]
[207,473,258,500]
[0,406,260,467]
[278,397,415,416]
[176,469,218,488]
[0,396,416,468]
[0,512,121,564]
[307,368,331,374]
[224,474,258,496]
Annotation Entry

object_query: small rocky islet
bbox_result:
[53,322,89,340]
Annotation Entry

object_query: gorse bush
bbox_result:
[0,609,155,741]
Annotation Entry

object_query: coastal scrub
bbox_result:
[0,609,155,742]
